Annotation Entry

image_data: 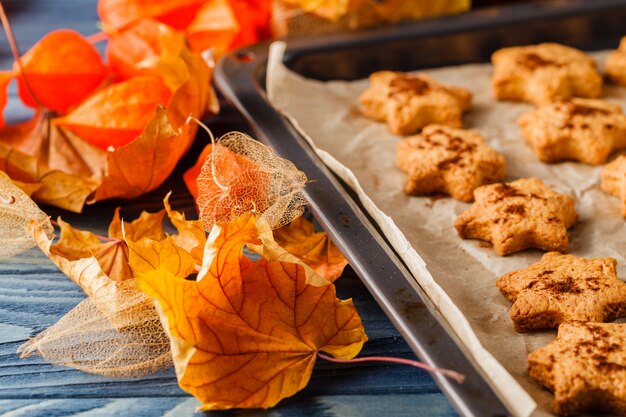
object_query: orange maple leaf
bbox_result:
[272,216,348,282]
[30,194,202,298]
[15,29,107,114]
[163,194,206,264]
[108,206,166,241]
[54,76,173,150]
[136,213,367,410]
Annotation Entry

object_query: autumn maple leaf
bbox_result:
[30,193,202,298]
[136,213,367,410]
[272,216,348,282]
[19,187,365,407]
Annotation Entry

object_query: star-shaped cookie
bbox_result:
[518,98,626,165]
[606,36,626,86]
[497,252,626,332]
[601,154,626,216]
[454,178,577,255]
[360,70,472,135]
[492,43,603,105]
[529,321,626,416]
[395,124,505,202]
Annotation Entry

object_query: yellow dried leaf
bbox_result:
[164,192,205,263]
[52,218,133,281]
[127,235,196,277]
[32,220,124,307]
[249,217,331,287]
[273,216,348,282]
[23,196,207,378]
[109,207,166,241]
[0,141,100,213]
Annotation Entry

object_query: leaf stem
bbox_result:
[186,115,230,194]
[317,353,465,384]
[0,0,45,109]
[85,31,108,44]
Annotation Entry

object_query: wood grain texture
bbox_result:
[0,1,458,416]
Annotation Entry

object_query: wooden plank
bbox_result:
[0,394,455,417]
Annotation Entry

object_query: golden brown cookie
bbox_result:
[606,37,626,86]
[601,155,626,216]
[395,125,505,202]
[359,71,472,135]
[492,43,603,105]
[497,252,626,332]
[454,178,577,255]
[528,322,626,416]
[518,98,626,165]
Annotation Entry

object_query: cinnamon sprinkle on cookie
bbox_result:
[497,252,626,332]
[529,322,626,416]
[454,178,577,255]
[360,71,472,135]
[518,98,626,165]
[492,43,602,104]
[396,125,505,202]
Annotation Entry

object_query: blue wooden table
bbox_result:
[0,1,459,416]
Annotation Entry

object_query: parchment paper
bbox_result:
[267,42,626,417]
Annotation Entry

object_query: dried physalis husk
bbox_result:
[0,170,52,259]
[18,279,171,377]
[196,130,307,232]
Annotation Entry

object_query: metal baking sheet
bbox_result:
[213,1,626,415]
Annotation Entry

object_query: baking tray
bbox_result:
[214,1,626,416]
